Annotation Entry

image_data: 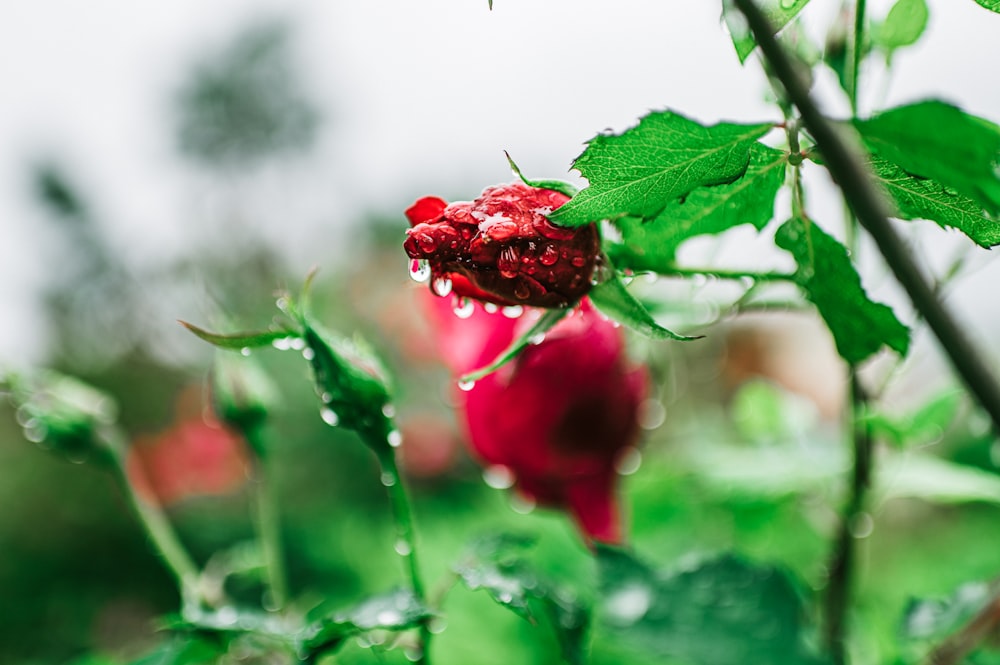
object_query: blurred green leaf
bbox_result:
[506,151,579,198]
[973,0,1000,12]
[597,547,827,665]
[864,390,962,448]
[774,216,910,363]
[877,453,1000,504]
[301,588,431,656]
[876,0,929,51]
[210,352,278,443]
[454,533,590,665]
[855,101,1000,215]
[723,0,814,63]
[549,111,771,226]
[731,379,818,443]
[589,272,702,341]
[870,157,1000,247]
[130,635,225,665]
[610,144,786,269]
[180,321,297,351]
[460,308,570,383]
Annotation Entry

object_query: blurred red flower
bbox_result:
[126,388,249,505]
[424,293,648,544]
[403,183,600,308]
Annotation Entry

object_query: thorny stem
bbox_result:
[245,427,289,611]
[103,428,204,611]
[823,376,874,665]
[732,0,1000,661]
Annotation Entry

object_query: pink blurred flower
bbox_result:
[423,293,648,544]
[127,388,249,505]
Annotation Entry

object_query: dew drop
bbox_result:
[501,305,523,318]
[387,429,403,448]
[615,447,643,475]
[415,232,437,252]
[432,275,453,297]
[780,0,797,8]
[290,337,306,351]
[320,408,339,427]
[271,336,294,351]
[453,297,475,319]
[528,332,546,345]
[484,303,499,314]
[394,539,412,556]
[850,512,875,539]
[302,347,316,361]
[510,493,536,514]
[497,246,520,278]
[216,607,239,626]
[638,398,667,430]
[483,464,515,489]
[408,259,431,283]
[240,347,251,357]
[458,379,476,392]
[381,403,396,418]
[539,244,559,266]
[604,584,652,627]
[275,296,290,312]
[513,281,531,300]
[571,256,586,268]
[380,472,397,487]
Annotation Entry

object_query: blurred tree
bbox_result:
[174,19,320,169]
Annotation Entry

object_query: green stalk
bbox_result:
[846,0,867,118]
[103,429,203,611]
[245,427,289,611]
[663,266,796,283]
[375,450,432,664]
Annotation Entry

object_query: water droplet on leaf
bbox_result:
[302,347,316,361]
[394,539,412,556]
[381,403,396,418]
[380,472,397,487]
[320,408,339,427]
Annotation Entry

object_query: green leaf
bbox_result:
[855,101,1000,215]
[589,272,702,341]
[597,547,827,665]
[301,588,431,656]
[454,534,589,665]
[505,151,578,198]
[876,453,1000,504]
[301,321,396,452]
[973,0,1000,13]
[611,144,787,270]
[774,216,910,364]
[179,321,298,351]
[548,111,772,226]
[863,389,962,448]
[869,157,1000,247]
[459,308,570,384]
[723,0,814,63]
[876,0,929,50]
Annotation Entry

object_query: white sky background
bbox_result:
[0,0,998,382]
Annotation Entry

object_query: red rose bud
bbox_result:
[404,183,600,308]
[423,292,648,544]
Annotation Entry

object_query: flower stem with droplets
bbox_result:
[102,427,205,612]
[245,428,289,612]
[375,446,431,665]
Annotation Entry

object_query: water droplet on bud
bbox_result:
[501,305,523,318]
[302,347,316,361]
[484,303,499,314]
[453,297,475,319]
[528,332,546,345]
[408,259,431,283]
[381,403,396,418]
[539,244,559,266]
[394,539,412,556]
[432,275,453,297]
[380,472,397,487]
[387,430,403,448]
[458,379,476,392]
